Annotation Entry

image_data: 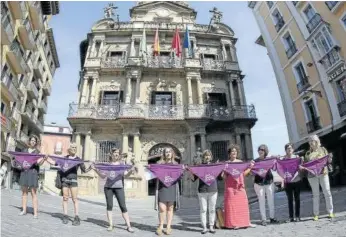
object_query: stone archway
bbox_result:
[147,143,182,196]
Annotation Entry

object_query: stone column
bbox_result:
[222,43,227,60]
[200,133,207,151]
[230,45,238,62]
[187,77,193,104]
[125,77,132,104]
[245,134,254,160]
[135,77,140,103]
[75,133,81,157]
[84,132,91,160]
[237,80,244,105]
[228,79,235,106]
[89,78,98,104]
[80,78,89,104]
[122,133,129,154]
[239,80,247,106]
[130,37,136,57]
[196,77,203,105]
[236,134,241,146]
[133,132,141,161]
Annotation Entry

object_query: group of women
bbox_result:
[13,133,334,235]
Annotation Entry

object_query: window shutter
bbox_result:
[203,93,208,104]
[120,91,124,102]
[151,91,156,105]
[221,93,227,106]
[172,92,176,105]
[98,91,104,105]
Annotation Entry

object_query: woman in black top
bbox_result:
[190,150,218,234]
[15,135,46,219]
[253,144,278,226]
[47,143,91,225]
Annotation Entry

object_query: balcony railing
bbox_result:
[27,82,39,98]
[101,57,126,69]
[306,117,322,133]
[296,77,311,94]
[285,44,297,59]
[8,42,28,74]
[39,100,48,113]
[275,18,285,32]
[306,14,323,33]
[201,58,224,71]
[43,81,52,95]
[147,56,183,69]
[1,72,19,100]
[1,14,14,44]
[68,103,257,121]
[319,47,341,72]
[337,99,346,117]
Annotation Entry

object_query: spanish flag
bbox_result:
[153,28,160,56]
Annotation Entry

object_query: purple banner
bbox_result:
[94,164,132,180]
[276,158,301,183]
[251,158,277,178]
[224,162,250,179]
[50,156,84,173]
[148,164,184,187]
[9,152,41,170]
[302,155,329,176]
[188,164,225,186]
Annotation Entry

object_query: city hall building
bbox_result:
[68,1,257,197]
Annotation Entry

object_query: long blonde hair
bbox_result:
[158,147,176,164]
[202,150,213,163]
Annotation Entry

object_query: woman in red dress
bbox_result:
[223,144,254,229]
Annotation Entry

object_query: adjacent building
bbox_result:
[68,1,257,197]
[1,1,60,189]
[248,1,346,184]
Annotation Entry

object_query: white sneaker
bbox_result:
[33,215,38,219]
[19,211,27,216]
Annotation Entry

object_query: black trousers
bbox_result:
[285,181,301,218]
[104,187,127,213]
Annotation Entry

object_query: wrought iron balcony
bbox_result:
[296,77,311,94]
[68,103,257,121]
[319,47,341,72]
[6,42,28,74]
[337,99,346,117]
[285,44,298,59]
[201,58,224,71]
[306,117,322,133]
[306,14,323,33]
[275,18,285,32]
[147,56,183,69]
[101,57,126,69]
[1,14,14,45]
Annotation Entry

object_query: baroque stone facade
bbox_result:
[68,1,257,197]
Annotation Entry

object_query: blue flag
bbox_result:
[183,27,191,56]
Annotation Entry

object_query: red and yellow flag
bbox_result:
[153,28,160,56]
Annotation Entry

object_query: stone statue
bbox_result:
[193,147,202,165]
[210,7,223,24]
[104,3,117,19]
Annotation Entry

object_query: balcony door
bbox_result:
[151,91,175,106]
[305,99,320,132]
[99,91,123,106]
[303,4,316,22]
[205,93,227,107]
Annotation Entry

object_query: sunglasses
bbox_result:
[258,148,265,152]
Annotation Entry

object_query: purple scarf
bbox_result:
[94,164,132,180]
[188,163,224,186]
[50,155,84,173]
[302,155,329,176]
[224,162,250,179]
[251,158,277,178]
[276,158,301,183]
[9,152,41,170]
[148,164,184,187]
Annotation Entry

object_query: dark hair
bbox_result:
[228,144,241,159]
[284,143,293,151]
[108,147,121,162]
[258,144,269,157]
[28,135,40,148]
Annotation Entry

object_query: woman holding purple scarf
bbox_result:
[15,135,46,219]
[154,147,180,236]
[190,150,218,234]
[92,148,135,233]
[282,143,302,222]
[253,144,278,226]
[302,135,334,221]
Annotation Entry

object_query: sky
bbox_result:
[46,1,289,156]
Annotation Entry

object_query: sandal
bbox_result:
[165,228,172,235]
[156,227,163,236]
[107,226,113,231]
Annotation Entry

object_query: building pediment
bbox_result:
[130,1,197,23]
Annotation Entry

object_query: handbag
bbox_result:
[55,171,62,189]
[322,147,333,173]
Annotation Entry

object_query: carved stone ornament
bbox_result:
[202,87,226,93]
[100,84,120,91]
